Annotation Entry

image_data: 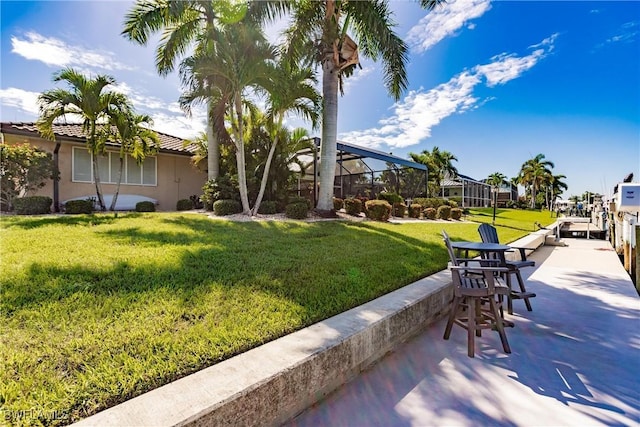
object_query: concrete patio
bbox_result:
[286,238,640,427]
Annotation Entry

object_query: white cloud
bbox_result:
[0,87,40,115]
[11,32,135,71]
[407,0,492,53]
[341,34,557,150]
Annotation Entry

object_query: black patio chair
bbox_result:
[477,223,536,314]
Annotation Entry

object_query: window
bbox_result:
[72,147,157,186]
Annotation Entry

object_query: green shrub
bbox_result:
[449,197,462,207]
[287,196,312,209]
[64,199,94,214]
[437,205,451,220]
[257,200,277,214]
[414,197,444,209]
[424,207,437,220]
[136,201,156,212]
[333,197,344,211]
[176,199,193,211]
[450,208,463,220]
[213,199,241,216]
[392,202,406,217]
[365,200,391,221]
[285,202,308,219]
[202,176,239,210]
[13,196,52,215]
[446,199,459,208]
[344,198,362,216]
[409,204,422,218]
[378,192,403,205]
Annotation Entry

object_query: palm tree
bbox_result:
[518,153,554,209]
[122,1,285,182]
[252,60,321,215]
[282,0,444,213]
[183,22,276,213]
[37,68,131,211]
[108,111,160,211]
[409,146,458,197]
[487,172,507,222]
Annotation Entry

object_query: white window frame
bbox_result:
[72,147,157,186]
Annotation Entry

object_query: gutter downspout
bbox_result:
[53,142,61,212]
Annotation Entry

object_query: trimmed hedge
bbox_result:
[365,200,391,221]
[344,198,362,216]
[13,196,52,215]
[409,204,422,218]
[437,205,451,220]
[213,199,241,216]
[285,202,308,219]
[424,207,437,220]
[257,201,278,214]
[65,199,94,214]
[392,202,406,218]
[332,197,344,211]
[136,201,156,212]
[451,208,463,220]
[378,192,403,205]
[176,199,194,211]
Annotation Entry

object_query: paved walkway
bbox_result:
[286,239,640,427]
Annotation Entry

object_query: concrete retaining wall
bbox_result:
[73,271,453,427]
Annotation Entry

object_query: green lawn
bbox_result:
[0,209,554,425]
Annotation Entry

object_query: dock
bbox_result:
[287,238,640,426]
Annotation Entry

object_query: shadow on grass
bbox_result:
[2,216,448,322]
[0,212,141,229]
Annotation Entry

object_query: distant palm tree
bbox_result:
[108,111,160,211]
[282,0,444,212]
[547,173,568,210]
[37,68,131,211]
[487,172,507,211]
[518,153,554,209]
[410,146,458,197]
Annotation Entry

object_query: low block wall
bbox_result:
[506,223,558,261]
[73,271,453,427]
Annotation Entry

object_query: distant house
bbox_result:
[440,172,492,208]
[1,122,206,212]
[479,179,519,207]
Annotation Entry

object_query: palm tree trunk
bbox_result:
[252,132,279,216]
[88,123,106,211]
[233,94,251,214]
[316,60,340,212]
[110,156,124,211]
[206,100,219,181]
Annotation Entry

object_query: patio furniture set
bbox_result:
[442,224,537,357]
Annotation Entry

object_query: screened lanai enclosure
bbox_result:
[294,138,428,205]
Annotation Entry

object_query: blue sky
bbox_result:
[1,1,639,200]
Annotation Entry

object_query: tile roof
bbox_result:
[1,122,197,155]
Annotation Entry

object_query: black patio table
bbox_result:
[449,241,511,260]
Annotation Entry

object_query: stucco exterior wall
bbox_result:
[3,134,206,211]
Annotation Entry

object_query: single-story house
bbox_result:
[1,122,207,212]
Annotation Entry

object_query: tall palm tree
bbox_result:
[183,22,275,213]
[122,0,285,182]
[518,153,554,209]
[107,111,160,211]
[37,68,131,211]
[283,0,444,213]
